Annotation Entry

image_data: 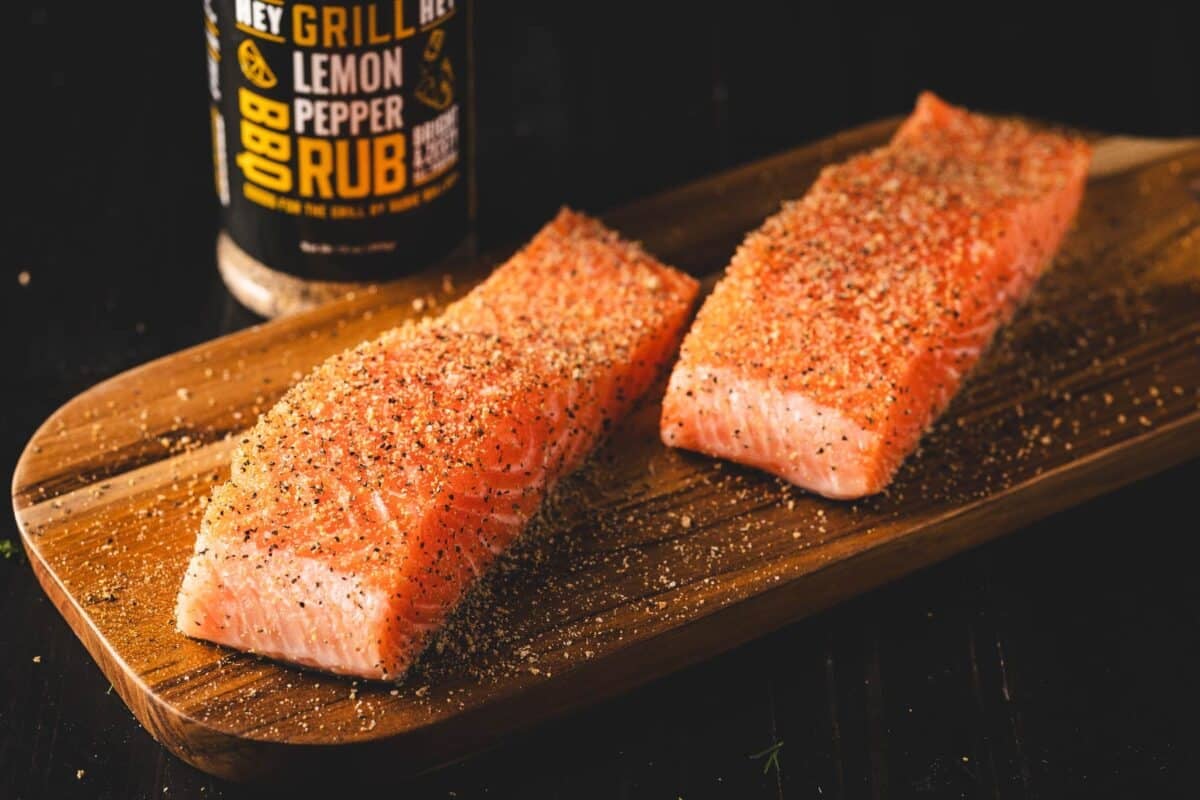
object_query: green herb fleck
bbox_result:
[0,539,17,559]
[749,740,784,776]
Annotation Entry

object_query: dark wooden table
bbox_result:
[5,4,1200,798]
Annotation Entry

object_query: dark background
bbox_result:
[4,3,1200,798]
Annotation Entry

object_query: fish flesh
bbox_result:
[176,210,699,678]
[660,92,1090,498]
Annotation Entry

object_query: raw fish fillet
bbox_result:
[176,210,699,678]
[660,93,1090,498]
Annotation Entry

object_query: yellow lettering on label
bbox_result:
[241,119,291,161]
[292,2,414,48]
[323,6,347,47]
[276,196,302,215]
[368,5,389,44]
[293,4,317,46]
[239,87,289,130]
[394,0,415,38]
[298,137,335,198]
[335,139,372,199]
[388,193,420,212]
[236,151,292,192]
[350,6,363,46]
[243,182,278,209]
[373,133,407,195]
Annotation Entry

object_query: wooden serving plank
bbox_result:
[12,120,1200,782]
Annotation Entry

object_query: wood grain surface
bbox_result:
[11,119,1200,782]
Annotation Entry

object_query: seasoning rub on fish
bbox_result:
[660,93,1091,498]
[176,210,699,679]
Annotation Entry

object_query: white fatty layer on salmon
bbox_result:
[662,365,882,499]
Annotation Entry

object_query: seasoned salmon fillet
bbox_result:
[660,93,1090,499]
[176,210,698,678]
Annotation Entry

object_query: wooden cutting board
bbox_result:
[12,119,1200,782]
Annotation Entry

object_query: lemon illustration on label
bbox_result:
[415,28,454,110]
[237,39,277,89]
[415,58,454,111]
[416,29,454,110]
[423,28,446,62]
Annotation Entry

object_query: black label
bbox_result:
[206,0,469,280]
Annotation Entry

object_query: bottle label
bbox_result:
[206,0,468,280]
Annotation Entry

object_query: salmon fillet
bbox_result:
[660,93,1091,499]
[176,210,699,678]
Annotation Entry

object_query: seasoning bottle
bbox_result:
[204,0,474,317]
